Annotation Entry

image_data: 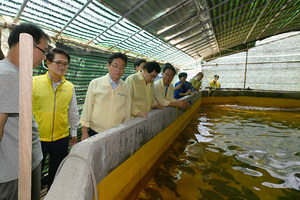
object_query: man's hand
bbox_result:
[70,136,77,146]
[153,105,165,110]
[186,90,192,95]
[178,100,191,109]
[137,111,148,118]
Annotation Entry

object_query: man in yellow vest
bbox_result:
[126,61,164,118]
[80,53,131,140]
[210,75,221,88]
[154,63,190,108]
[32,48,79,190]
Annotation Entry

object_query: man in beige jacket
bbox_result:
[80,53,131,140]
[126,61,163,118]
[154,63,190,109]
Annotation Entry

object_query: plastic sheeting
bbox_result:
[0,0,299,67]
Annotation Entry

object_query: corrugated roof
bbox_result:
[0,0,299,67]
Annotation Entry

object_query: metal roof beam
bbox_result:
[88,0,149,45]
[186,44,214,54]
[217,5,295,43]
[172,28,212,47]
[243,0,271,44]
[13,0,30,24]
[157,53,183,62]
[203,0,219,53]
[182,37,215,52]
[55,0,92,38]
[157,11,206,37]
[145,0,194,28]
[113,0,192,51]
[103,1,204,62]
[156,0,230,36]
[274,9,300,35]
[166,20,210,42]
[106,0,152,50]
[215,0,292,33]
[212,0,257,22]
[146,45,172,57]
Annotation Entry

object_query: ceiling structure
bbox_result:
[0,0,299,67]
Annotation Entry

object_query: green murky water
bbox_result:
[137,104,300,200]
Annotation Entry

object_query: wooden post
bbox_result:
[18,33,33,200]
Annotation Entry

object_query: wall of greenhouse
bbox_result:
[200,32,300,91]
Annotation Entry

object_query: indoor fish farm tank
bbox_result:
[136,104,300,200]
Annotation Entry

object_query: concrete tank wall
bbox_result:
[45,93,202,200]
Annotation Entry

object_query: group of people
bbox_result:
[0,23,221,200]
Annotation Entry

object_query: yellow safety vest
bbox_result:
[210,80,220,88]
[33,71,73,142]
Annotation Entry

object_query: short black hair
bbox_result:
[46,48,70,63]
[134,59,146,68]
[108,52,127,65]
[197,72,203,77]
[144,61,161,73]
[162,63,175,74]
[8,23,50,48]
[179,72,188,79]
[214,75,219,78]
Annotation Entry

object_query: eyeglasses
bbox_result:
[51,61,69,68]
[110,64,125,70]
[149,73,157,79]
[34,44,48,55]
[164,73,174,78]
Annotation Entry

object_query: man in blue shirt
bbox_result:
[174,72,195,99]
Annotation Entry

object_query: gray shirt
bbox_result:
[0,60,43,182]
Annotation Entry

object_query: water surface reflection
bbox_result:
[137,105,300,199]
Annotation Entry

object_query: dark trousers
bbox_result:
[41,137,68,190]
[88,128,98,137]
[0,162,41,200]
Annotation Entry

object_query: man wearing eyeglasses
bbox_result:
[126,61,164,118]
[154,63,190,109]
[32,48,79,190]
[0,23,49,200]
[80,53,131,140]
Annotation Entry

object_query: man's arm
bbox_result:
[80,81,95,140]
[81,126,89,141]
[179,91,191,97]
[125,76,141,117]
[174,82,183,91]
[0,113,8,141]
[124,85,131,122]
[187,81,195,93]
[68,87,79,146]
[168,100,190,109]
